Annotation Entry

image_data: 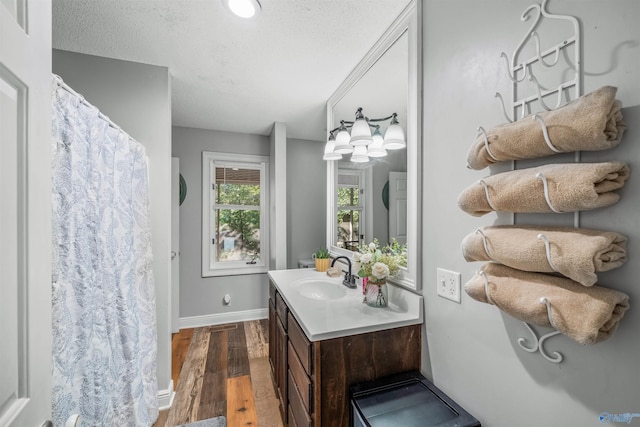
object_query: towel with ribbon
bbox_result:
[465,263,629,345]
[462,226,628,287]
[467,86,626,170]
[457,161,630,216]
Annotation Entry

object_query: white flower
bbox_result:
[371,262,390,279]
[369,242,377,251]
[360,253,373,264]
[354,252,361,261]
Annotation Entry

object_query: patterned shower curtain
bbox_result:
[50,76,159,427]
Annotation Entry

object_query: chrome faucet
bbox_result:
[331,256,357,288]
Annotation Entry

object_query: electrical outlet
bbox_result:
[436,268,461,303]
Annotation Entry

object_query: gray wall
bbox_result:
[286,138,327,268]
[172,126,270,318]
[172,127,328,317]
[421,2,639,426]
[52,50,174,396]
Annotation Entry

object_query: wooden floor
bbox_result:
[155,320,283,427]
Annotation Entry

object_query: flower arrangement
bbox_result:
[355,239,407,283]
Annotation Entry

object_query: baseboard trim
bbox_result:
[158,379,175,410]
[179,308,268,329]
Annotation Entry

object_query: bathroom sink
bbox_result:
[296,279,347,301]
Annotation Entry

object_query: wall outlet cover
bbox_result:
[436,268,461,303]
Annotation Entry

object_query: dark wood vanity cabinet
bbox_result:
[269,282,289,423]
[268,281,421,427]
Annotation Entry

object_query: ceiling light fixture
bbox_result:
[324,108,406,163]
[222,0,261,18]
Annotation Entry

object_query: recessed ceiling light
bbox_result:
[222,0,261,18]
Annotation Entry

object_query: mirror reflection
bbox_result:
[331,30,408,251]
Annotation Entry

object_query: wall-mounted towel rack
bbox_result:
[495,0,582,123]
[534,173,562,213]
[473,228,558,273]
[480,271,563,363]
[482,0,582,363]
[478,180,497,211]
[536,234,558,271]
[531,115,560,152]
[477,171,561,214]
[476,126,498,161]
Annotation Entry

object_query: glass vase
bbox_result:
[365,279,388,307]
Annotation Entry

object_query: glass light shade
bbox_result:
[350,145,369,163]
[323,140,342,160]
[367,129,387,158]
[333,129,354,154]
[349,118,373,145]
[382,122,406,150]
[224,0,261,18]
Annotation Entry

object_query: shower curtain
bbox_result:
[50,76,159,426]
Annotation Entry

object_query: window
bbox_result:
[336,168,365,252]
[202,152,269,276]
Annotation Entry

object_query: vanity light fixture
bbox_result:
[381,114,406,150]
[333,121,354,154]
[349,109,373,145]
[222,0,261,18]
[324,107,405,162]
[323,134,342,160]
[366,126,388,158]
[351,145,370,163]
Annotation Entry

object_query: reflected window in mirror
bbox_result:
[336,168,365,251]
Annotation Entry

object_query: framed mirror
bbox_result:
[326,0,422,291]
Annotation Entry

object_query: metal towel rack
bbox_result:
[494,0,582,123]
[477,169,561,214]
[474,228,558,273]
[477,0,583,363]
[480,270,563,363]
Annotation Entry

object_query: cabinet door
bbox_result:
[268,300,276,374]
[276,317,288,423]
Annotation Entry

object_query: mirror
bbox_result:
[326,0,421,290]
[333,32,408,251]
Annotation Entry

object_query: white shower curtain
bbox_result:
[50,76,159,427]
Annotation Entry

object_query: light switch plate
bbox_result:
[436,268,461,303]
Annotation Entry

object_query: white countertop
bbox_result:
[267,268,423,342]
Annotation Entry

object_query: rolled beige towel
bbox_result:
[465,263,629,345]
[467,86,626,170]
[457,161,630,216]
[461,226,628,286]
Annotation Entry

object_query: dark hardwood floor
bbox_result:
[155,320,283,427]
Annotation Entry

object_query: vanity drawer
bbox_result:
[288,341,312,413]
[288,312,313,375]
[288,371,313,427]
[275,293,288,329]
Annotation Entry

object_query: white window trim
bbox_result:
[334,167,367,251]
[202,151,270,277]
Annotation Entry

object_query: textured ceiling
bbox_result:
[52,0,411,142]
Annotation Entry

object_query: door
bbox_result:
[388,172,407,245]
[171,158,180,333]
[0,2,53,426]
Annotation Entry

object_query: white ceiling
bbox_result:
[52,0,411,142]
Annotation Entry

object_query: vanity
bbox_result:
[268,268,423,427]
